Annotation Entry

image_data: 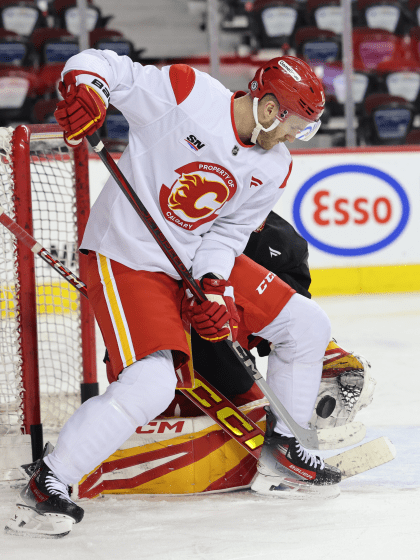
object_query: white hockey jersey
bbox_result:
[64,49,293,280]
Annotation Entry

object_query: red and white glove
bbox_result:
[54,70,109,147]
[184,274,240,343]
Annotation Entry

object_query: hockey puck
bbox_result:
[316,395,336,418]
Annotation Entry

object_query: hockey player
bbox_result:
[8,53,340,536]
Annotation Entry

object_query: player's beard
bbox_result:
[256,131,287,150]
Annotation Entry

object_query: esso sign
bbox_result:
[293,164,410,256]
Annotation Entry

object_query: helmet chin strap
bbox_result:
[251,97,280,144]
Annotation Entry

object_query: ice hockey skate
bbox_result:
[251,408,341,499]
[5,459,84,538]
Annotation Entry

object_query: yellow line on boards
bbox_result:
[2,264,420,317]
[310,264,420,296]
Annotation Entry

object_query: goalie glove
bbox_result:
[55,70,109,147]
[184,274,240,343]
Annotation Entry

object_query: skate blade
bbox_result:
[4,504,74,538]
[251,474,340,500]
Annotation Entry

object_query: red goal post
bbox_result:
[0,124,97,477]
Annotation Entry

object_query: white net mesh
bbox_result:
[0,128,84,435]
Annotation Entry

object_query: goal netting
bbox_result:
[0,124,97,479]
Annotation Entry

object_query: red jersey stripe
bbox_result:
[169,64,196,105]
[280,160,293,189]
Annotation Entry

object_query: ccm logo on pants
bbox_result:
[256,272,276,294]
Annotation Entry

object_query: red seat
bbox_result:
[31,98,58,124]
[375,44,420,106]
[353,27,401,70]
[405,128,420,143]
[31,28,79,96]
[409,26,420,64]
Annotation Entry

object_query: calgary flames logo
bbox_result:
[160,162,237,231]
[168,173,229,220]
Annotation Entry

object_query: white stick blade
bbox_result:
[326,437,397,479]
[316,421,367,450]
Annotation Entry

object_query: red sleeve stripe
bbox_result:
[169,64,196,105]
[280,160,293,189]
[66,70,110,89]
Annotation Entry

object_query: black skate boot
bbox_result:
[5,460,84,538]
[251,408,341,499]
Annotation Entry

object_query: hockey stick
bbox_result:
[0,204,264,458]
[0,206,88,297]
[0,197,365,451]
[86,131,365,450]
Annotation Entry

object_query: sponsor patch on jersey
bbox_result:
[179,134,208,155]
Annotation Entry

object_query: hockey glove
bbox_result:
[184,275,240,343]
[55,70,109,147]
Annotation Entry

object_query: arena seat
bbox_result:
[0,66,39,125]
[408,0,420,26]
[405,127,420,142]
[375,53,420,109]
[306,0,346,34]
[352,27,401,70]
[90,28,144,61]
[31,97,58,124]
[322,60,377,116]
[31,27,79,96]
[49,0,112,35]
[360,93,416,144]
[356,0,410,34]
[295,26,341,65]
[220,0,252,33]
[248,0,304,50]
[0,28,34,66]
[0,0,46,36]
[101,105,129,152]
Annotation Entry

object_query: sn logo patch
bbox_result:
[179,134,207,155]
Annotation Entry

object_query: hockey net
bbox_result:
[0,124,97,479]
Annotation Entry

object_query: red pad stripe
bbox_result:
[169,64,196,105]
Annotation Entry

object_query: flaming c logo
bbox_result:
[160,162,237,230]
[168,173,229,220]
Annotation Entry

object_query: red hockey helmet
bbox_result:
[249,56,325,125]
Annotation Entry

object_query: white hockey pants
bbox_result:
[254,293,331,437]
[44,350,177,485]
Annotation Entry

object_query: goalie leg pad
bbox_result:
[310,340,376,429]
[4,504,75,538]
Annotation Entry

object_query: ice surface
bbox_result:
[1,293,419,559]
